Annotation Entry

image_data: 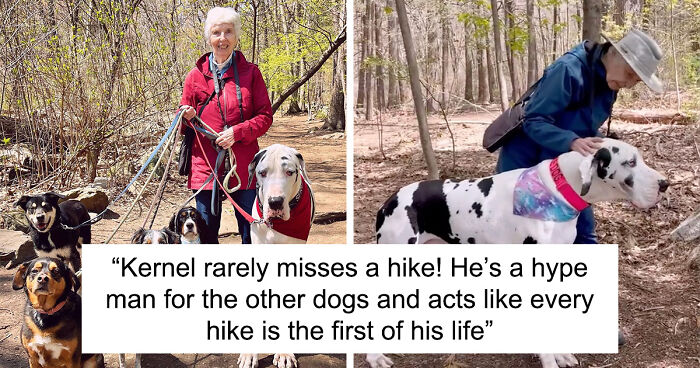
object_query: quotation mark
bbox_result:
[112,257,120,265]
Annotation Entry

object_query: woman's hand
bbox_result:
[215,127,235,149]
[570,137,604,156]
[181,105,196,120]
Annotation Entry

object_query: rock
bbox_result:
[93,176,109,189]
[62,187,109,213]
[0,230,36,269]
[0,210,30,233]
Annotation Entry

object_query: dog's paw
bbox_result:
[273,353,297,368]
[238,353,259,368]
[538,353,578,368]
[366,353,394,368]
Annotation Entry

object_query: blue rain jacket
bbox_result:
[496,42,617,173]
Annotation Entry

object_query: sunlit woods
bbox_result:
[0,0,345,188]
[355,0,700,116]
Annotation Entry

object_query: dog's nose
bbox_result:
[658,179,669,193]
[36,274,48,284]
[186,223,194,230]
[36,214,45,221]
[268,196,284,210]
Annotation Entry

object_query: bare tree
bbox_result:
[490,0,509,110]
[526,0,538,86]
[394,0,439,179]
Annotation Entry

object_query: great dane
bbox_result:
[248,144,315,244]
[373,138,668,368]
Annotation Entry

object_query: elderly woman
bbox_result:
[180,7,272,244]
[495,29,663,244]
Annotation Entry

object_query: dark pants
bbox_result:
[575,207,597,244]
[194,189,256,244]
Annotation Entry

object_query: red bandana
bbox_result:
[255,178,313,241]
[550,158,589,211]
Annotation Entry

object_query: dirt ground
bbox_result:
[353,108,700,367]
[0,115,346,367]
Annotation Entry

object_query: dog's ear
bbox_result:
[44,192,65,206]
[131,228,146,244]
[579,148,612,196]
[248,149,267,188]
[12,261,30,290]
[67,267,80,292]
[15,195,31,210]
[168,212,178,232]
[294,151,311,184]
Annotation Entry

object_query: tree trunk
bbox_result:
[464,22,474,101]
[504,0,521,99]
[486,46,496,103]
[441,4,449,107]
[322,43,345,131]
[526,0,538,86]
[583,0,602,42]
[614,0,626,26]
[365,0,374,119]
[357,0,368,108]
[490,0,509,110]
[477,47,489,104]
[387,0,398,108]
[374,2,386,111]
[394,0,439,180]
[552,3,559,63]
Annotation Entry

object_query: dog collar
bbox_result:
[36,300,66,315]
[550,158,589,211]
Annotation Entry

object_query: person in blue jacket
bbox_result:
[497,29,664,244]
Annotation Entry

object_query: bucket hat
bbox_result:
[602,29,663,93]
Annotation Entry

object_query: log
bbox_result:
[313,211,346,225]
[612,109,692,124]
[670,208,700,242]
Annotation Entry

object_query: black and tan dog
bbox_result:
[15,192,91,272]
[12,257,104,368]
[168,206,207,244]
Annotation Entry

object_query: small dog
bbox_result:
[15,192,91,272]
[120,226,180,367]
[130,227,180,244]
[168,206,207,244]
[13,257,105,368]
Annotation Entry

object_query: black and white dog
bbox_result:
[248,144,315,244]
[168,206,207,244]
[15,192,90,273]
[373,139,669,368]
[130,227,180,244]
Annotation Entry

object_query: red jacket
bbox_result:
[180,51,273,190]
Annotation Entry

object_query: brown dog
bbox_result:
[13,257,104,368]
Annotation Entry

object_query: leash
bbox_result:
[143,123,181,230]
[61,112,182,231]
[104,114,182,243]
[190,122,259,224]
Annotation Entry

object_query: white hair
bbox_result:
[204,7,242,41]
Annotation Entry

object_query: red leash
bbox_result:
[188,119,257,224]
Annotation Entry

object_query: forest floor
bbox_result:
[353,106,700,368]
[0,114,346,368]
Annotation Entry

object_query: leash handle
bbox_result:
[191,123,256,223]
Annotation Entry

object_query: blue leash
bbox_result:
[61,111,182,230]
